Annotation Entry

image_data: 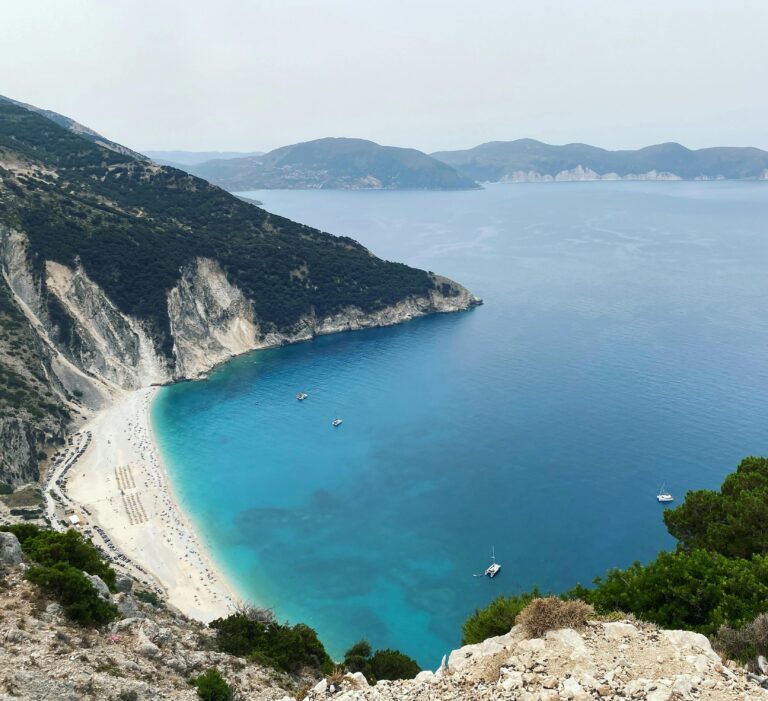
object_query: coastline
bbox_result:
[65,386,240,622]
[39,292,481,623]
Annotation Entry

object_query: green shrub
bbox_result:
[343,639,372,673]
[462,588,540,644]
[0,525,116,590]
[569,550,768,636]
[365,649,420,682]
[209,613,332,674]
[342,640,419,683]
[190,668,232,701]
[134,589,164,608]
[25,562,118,626]
[664,456,768,559]
[0,483,12,495]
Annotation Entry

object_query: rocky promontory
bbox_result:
[305,621,768,701]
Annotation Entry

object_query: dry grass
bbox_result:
[515,597,594,638]
[326,665,346,687]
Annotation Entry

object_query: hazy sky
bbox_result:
[3,1,767,153]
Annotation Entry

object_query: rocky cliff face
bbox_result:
[3,229,479,389]
[0,225,479,485]
[167,257,259,378]
[0,418,41,485]
[45,261,171,390]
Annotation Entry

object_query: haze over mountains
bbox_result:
[184,138,480,191]
[153,137,768,191]
[143,150,265,168]
[432,139,768,183]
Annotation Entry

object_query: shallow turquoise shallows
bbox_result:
[152,182,768,667]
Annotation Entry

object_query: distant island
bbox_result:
[431,139,768,183]
[184,137,480,191]
[142,150,265,168]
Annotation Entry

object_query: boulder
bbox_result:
[346,672,369,688]
[115,574,134,593]
[603,621,640,640]
[414,670,436,684]
[83,572,111,601]
[0,531,22,566]
[116,593,146,619]
[662,630,719,661]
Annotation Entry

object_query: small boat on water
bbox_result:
[482,547,501,578]
[332,418,343,427]
[656,483,674,503]
[296,392,308,401]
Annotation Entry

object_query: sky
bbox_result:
[2,0,767,153]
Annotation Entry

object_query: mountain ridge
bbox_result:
[432,138,768,182]
[188,137,480,190]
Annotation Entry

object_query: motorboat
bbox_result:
[332,418,343,427]
[296,392,308,401]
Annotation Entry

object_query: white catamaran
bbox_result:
[474,546,501,578]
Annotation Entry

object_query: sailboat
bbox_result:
[656,483,674,503]
[483,547,501,578]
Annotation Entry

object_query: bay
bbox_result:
[153,182,768,666]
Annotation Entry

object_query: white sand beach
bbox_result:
[64,387,238,621]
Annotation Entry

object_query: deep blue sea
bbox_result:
[152,182,768,667]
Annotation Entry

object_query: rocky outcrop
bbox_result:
[305,621,768,701]
[4,231,478,389]
[0,568,297,700]
[166,259,479,378]
[0,226,114,411]
[255,273,479,353]
[168,257,258,378]
[0,531,22,566]
[0,418,41,486]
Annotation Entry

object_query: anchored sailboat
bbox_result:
[656,483,674,503]
[474,547,501,578]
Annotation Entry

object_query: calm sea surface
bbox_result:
[153,182,768,666]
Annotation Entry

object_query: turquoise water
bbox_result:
[153,182,768,667]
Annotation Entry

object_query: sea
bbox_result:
[152,181,768,667]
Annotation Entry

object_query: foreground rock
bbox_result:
[0,532,22,566]
[0,569,305,700]
[306,621,768,701]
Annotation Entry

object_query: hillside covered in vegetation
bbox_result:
[0,97,477,487]
[188,137,480,191]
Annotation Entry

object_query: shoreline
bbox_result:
[64,386,240,622]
